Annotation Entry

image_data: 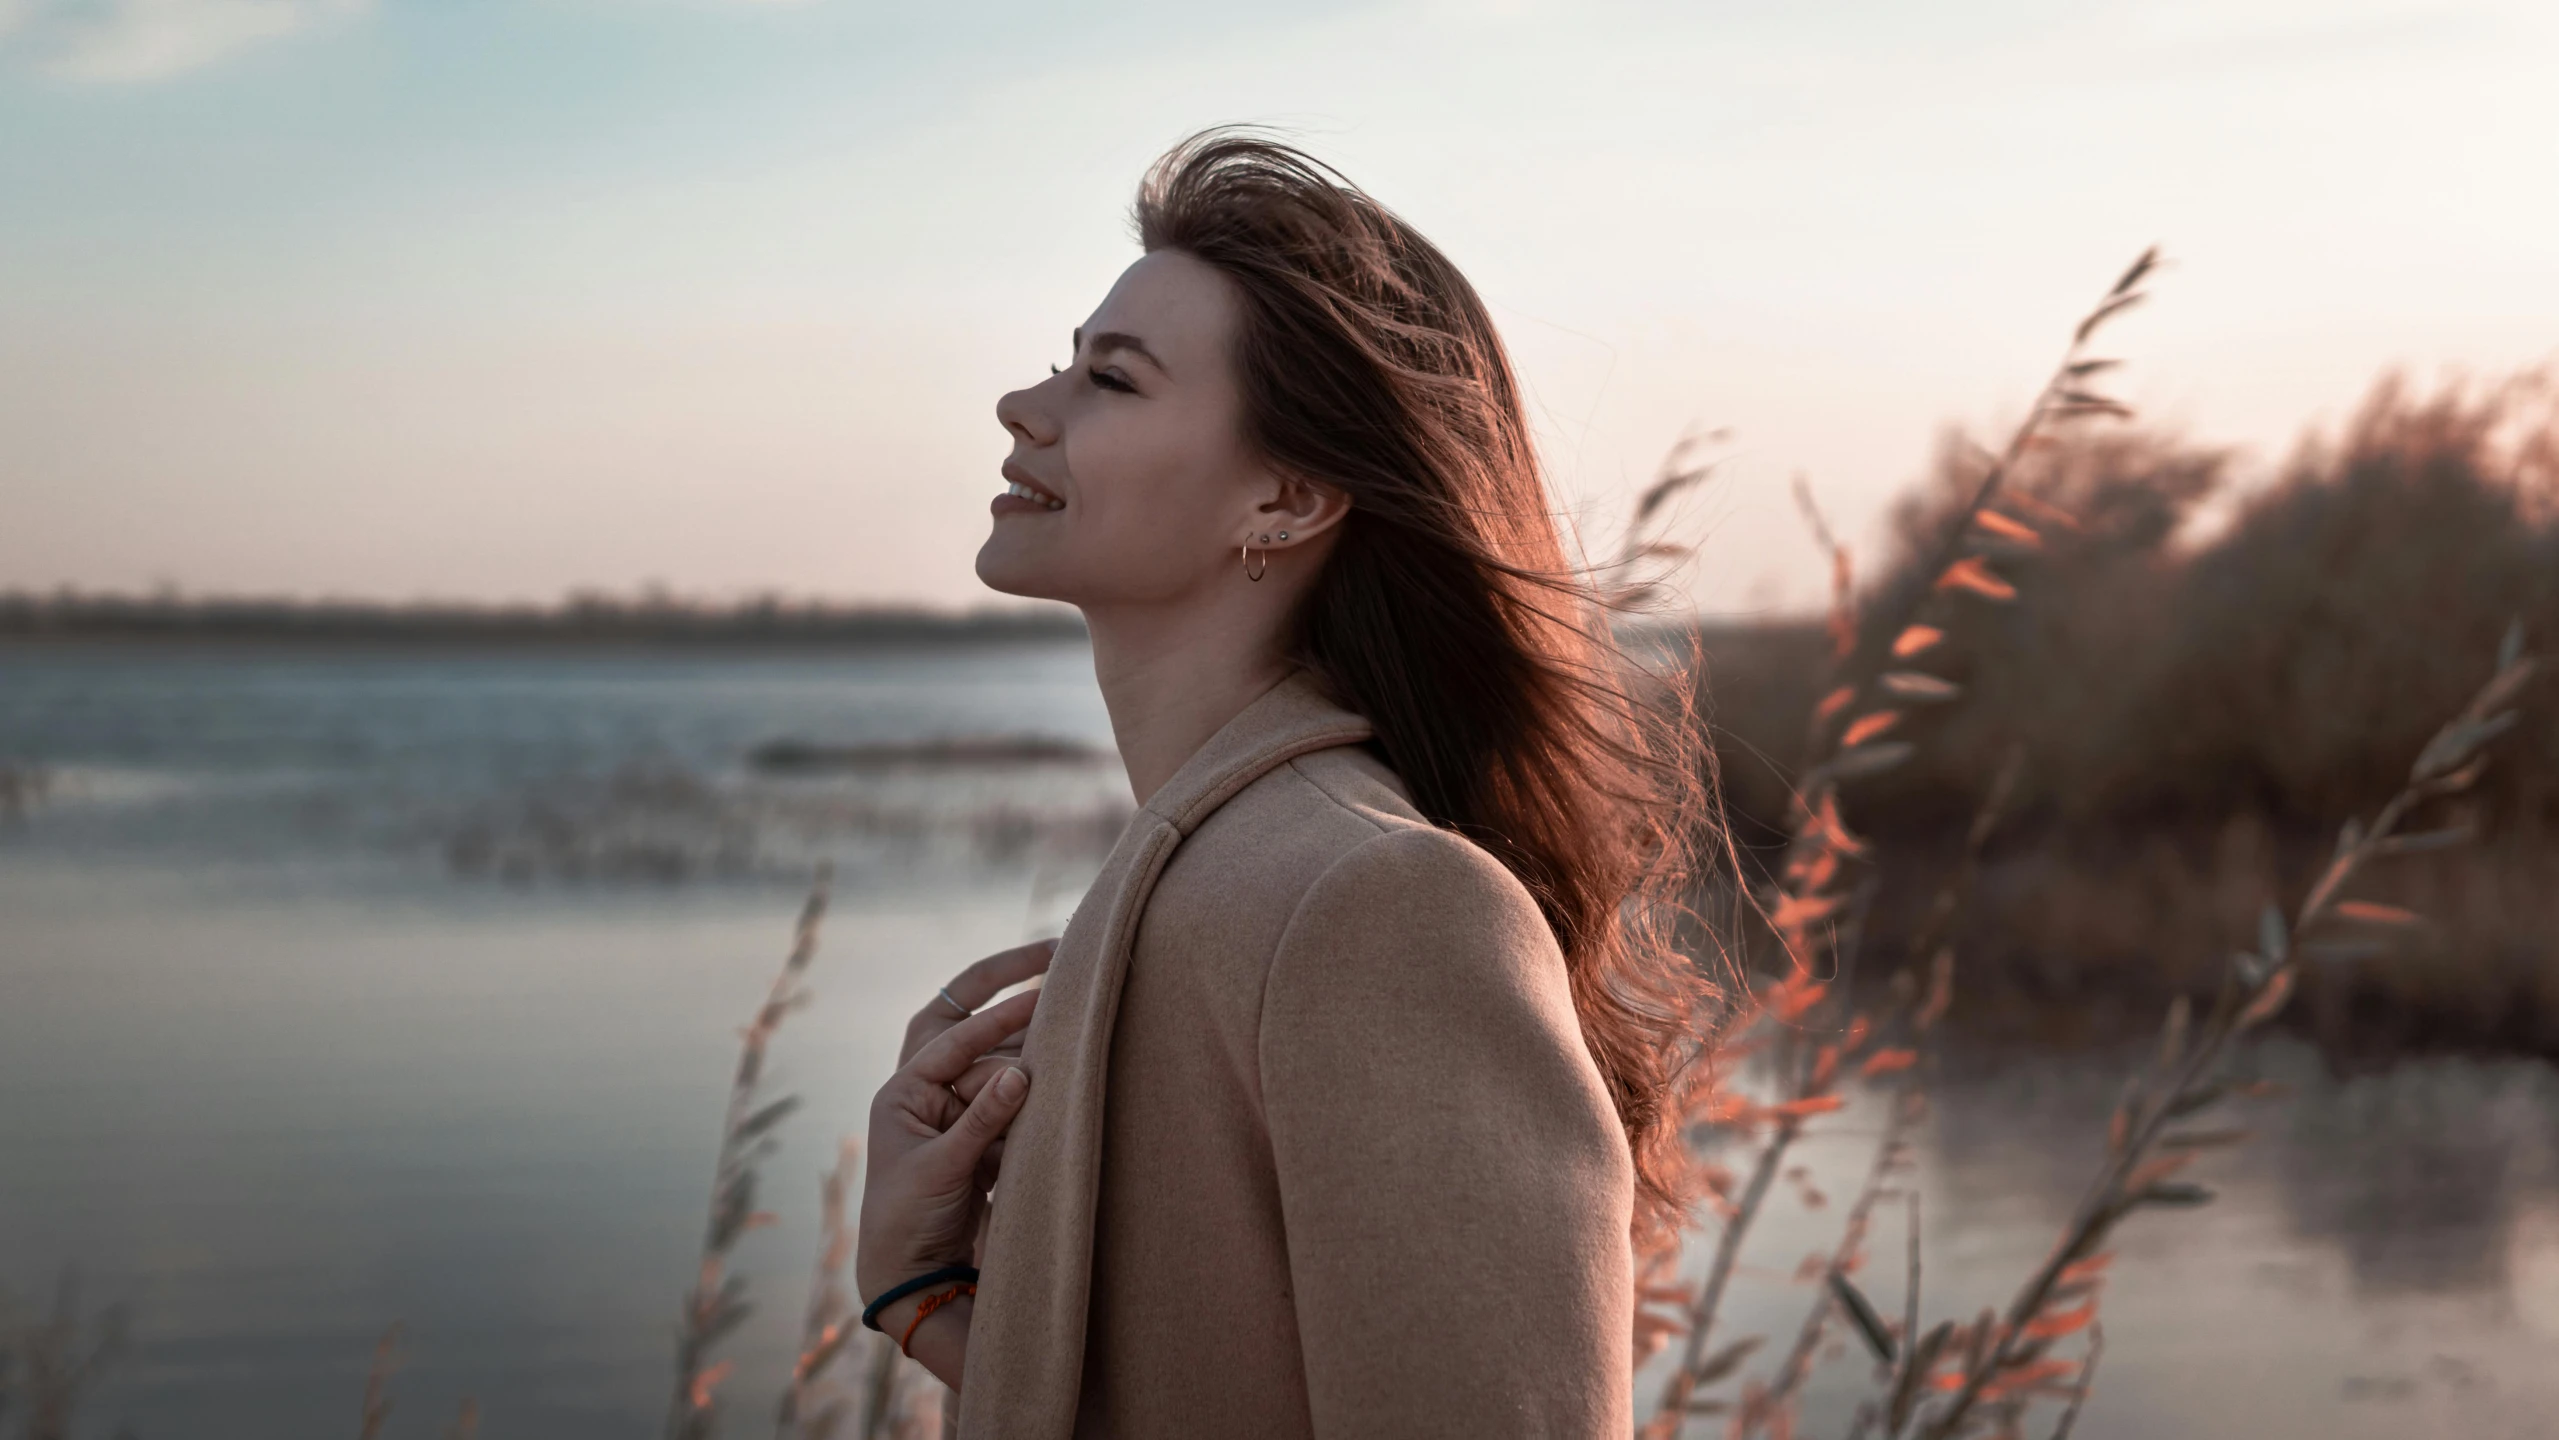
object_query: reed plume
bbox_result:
[1645,248,2158,1437]
[667,864,834,1440]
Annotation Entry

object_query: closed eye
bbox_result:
[1050,359,1136,394]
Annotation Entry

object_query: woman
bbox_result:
[857,132,1707,1438]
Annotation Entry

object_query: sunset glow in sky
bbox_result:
[4,0,2555,613]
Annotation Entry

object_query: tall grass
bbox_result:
[1643,247,2162,1438]
[1639,246,2547,1436]
[666,868,835,1440]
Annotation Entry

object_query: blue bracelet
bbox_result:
[860,1265,981,1333]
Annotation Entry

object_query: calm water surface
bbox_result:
[2,642,2553,1438]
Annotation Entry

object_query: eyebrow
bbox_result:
[1072,327,1167,373]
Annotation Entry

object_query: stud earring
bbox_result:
[1277,531,1290,541]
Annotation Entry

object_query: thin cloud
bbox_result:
[2,0,368,83]
[0,0,827,82]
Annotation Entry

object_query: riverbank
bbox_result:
[0,593,1084,649]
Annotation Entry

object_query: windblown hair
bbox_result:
[1135,131,1717,1250]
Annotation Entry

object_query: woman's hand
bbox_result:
[898,940,1055,1101]
[857,942,1054,1386]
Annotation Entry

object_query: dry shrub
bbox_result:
[1693,373,2559,1046]
[2146,375,2559,826]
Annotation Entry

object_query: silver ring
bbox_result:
[936,986,973,1019]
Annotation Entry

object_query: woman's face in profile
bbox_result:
[979,249,1275,607]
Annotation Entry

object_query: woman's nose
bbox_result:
[996,381,1059,447]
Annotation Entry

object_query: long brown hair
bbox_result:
[1135,131,1715,1249]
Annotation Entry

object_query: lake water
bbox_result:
[3,642,2555,1438]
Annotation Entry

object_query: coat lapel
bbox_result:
[957,671,1373,1439]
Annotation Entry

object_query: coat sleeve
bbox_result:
[1257,825,1635,1439]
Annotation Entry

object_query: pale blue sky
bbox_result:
[4,0,2554,612]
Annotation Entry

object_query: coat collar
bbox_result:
[1139,668,1378,834]
[957,670,1371,1439]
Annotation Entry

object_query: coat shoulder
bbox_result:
[1143,741,1558,995]
[1279,748,1555,957]
[1156,741,1547,941]
[1272,743,1424,835]
[1149,742,1420,923]
[1138,742,1550,992]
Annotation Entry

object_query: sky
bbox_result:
[2,0,2554,616]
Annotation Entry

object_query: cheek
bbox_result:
[976,401,1252,604]
[1057,412,1239,584]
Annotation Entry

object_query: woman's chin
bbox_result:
[973,536,1066,602]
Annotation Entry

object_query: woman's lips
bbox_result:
[994,467,1066,516]
[991,491,1058,516]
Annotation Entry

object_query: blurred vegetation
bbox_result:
[1694,374,2559,1052]
[0,592,1083,649]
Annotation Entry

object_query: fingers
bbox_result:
[904,989,1039,1088]
[951,1048,1023,1105]
[928,1064,1031,1177]
[946,938,1056,1011]
[900,939,1057,1066]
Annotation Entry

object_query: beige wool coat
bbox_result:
[955,671,1635,1439]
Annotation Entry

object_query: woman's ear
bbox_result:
[1254,474,1351,551]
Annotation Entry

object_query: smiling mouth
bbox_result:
[1003,478,1065,511]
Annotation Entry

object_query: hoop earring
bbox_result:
[1241,544,1267,582]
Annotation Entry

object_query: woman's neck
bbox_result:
[1083,600,1295,806]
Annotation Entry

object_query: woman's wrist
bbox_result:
[870,1290,971,1390]
[857,1261,979,1392]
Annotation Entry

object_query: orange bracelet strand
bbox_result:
[899,1282,976,1358]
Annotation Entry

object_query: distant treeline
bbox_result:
[0,591,1088,648]
[1694,374,2559,1051]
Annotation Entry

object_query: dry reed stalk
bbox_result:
[1787,248,2156,821]
[1651,574,2034,1432]
[2043,1328,2100,1440]
[775,1140,862,1440]
[1605,430,1731,610]
[1646,765,1989,1437]
[1647,1099,1798,1433]
[1727,758,2014,1438]
[668,864,835,1440]
[358,1323,401,1440]
[345,1322,478,1440]
[1743,1088,1919,1432]
[1895,625,2539,1440]
[0,1273,128,1440]
[855,1329,909,1440]
[1646,252,2158,1437]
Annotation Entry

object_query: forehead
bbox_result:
[1085,250,1239,374]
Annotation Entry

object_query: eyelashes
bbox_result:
[1049,362,1136,394]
